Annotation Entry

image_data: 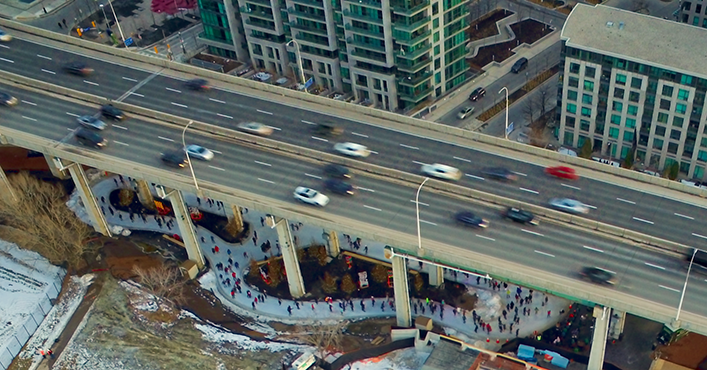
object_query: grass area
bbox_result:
[468,19,553,69]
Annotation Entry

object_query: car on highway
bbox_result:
[185,145,214,161]
[421,163,462,181]
[0,29,12,42]
[63,62,94,76]
[77,115,107,130]
[454,211,489,228]
[101,105,126,120]
[469,87,486,101]
[333,142,370,158]
[314,123,343,136]
[293,187,330,207]
[503,207,538,225]
[161,151,187,168]
[0,92,18,107]
[323,164,351,179]
[545,166,579,180]
[75,128,107,148]
[579,267,616,285]
[482,167,518,182]
[324,179,354,196]
[457,107,475,120]
[237,122,273,136]
[184,78,210,91]
[549,198,590,214]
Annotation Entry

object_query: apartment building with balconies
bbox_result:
[559,4,707,180]
[197,0,249,59]
[678,0,707,28]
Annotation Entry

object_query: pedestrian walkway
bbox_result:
[137,23,204,61]
[0,0,72,20]
[82,175,571,343]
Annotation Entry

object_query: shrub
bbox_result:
[340,274,356,295]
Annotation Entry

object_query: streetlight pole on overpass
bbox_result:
[416,177,429,254]
[676,248,699,323]
[106,0,127,49]
[499,87,509,140]
[182,120,199,192]
[286,40,306,89]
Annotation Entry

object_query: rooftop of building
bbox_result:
[561,4,707,79]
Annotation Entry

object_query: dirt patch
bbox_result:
[525,0,562,9]
[103,239,164,280]
[467,9,515,42]
[191,53,242,74]
[657,332,707,368]
[468,19,553,69]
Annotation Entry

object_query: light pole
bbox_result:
[106,0,127,48]
[99,4,108,26]
[676,248,699,322]
[415,177,429,253]
[182,120,199,191]
[286,39,306,88]
[499,87,509,140]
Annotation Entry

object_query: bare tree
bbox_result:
[284,322,348,359]
[536,81,553,117]
[132,264,188,308]
[522,94,537,125]
[0,172,93,270]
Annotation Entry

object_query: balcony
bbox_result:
[345,23,385,39]
[343,9,383,24]
[241,7,274,20]
[198,32,235,48]
[391,0,429,15]
[245,18,276,31]
[245,0,272,6]
[288,7,327,21]
[398,71,431,87]
[343,0,381,8]
[395,43,431,60]
[393,16,429,32]
[290,0,325,8]
[347,37,386,52]
[296,32,331,47]
[396,55,431,72]
[399,86,433,103]
[289,22,329,35]
[395,29,430,46]
[351,49,388,64]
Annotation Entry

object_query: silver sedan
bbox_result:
[237,122,273,136]
[77,115,107,130]
[549,198,590,214]
[185,145,214,161]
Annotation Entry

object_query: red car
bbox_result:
[545,166,579,180]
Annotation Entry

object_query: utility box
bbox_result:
[291,350,316,370]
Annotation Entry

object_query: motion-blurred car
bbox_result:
[469,87,486,101]
[293,187,330,207]
[0,29,12,42]
[75,128,107,148]
[323,164,351,179]
[545,166,579,180]
[333,142,370,158]
[161,151,187,168]
[421,163,462,181]
[549,198,590,214]
[482,167,518,182]
[185,144,214,161]
[184,78,210,91]
[455,211,489,228]
[579,267,616,285]
[314,123,343,136]
[237,122,273,136]
[457,107,475,119]
[101,104,126,120]
[63,62,94,76]
[503,207,538,225]
[77,115,107,130]
[0,92,18,106]
[324,179,354,196]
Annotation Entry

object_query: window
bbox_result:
[582,94,592,104]
[612,101,623,112]
[699,150,707,162]
[625,118,636,128]
[585,66,596,78]
[569,77,579,88]
[631,77,642,89]
[435,58,440,69]
[627,105,638,116]
[662,85,674,97]
[624,130,634,142]
[681,74,693,85]
[654,138,664,150]
[620,147,630,159]
[614,88,624,99]
[678,89,690,101]
[566,103,577,114]
[581,107,592,117]
[668,142,679,155]
[569,63,580,74]
[567,90,578,101]
[702,137,707,147]
[433,18,439,28]
[629,91,640,103]
[676,103,687,114]
[566,116,576,128]
[434,32,440,42]
[609,127,620,139]
[611,114,621,125]
[670,129,682,140]
[584,80,594,91]
[660,99,671,110]
[658,112,669,123]
[435,72,441,84]
[673,116,684,127]
[564,131,575,146]
[655,125,666,136]
[580,119,590,131]
[616,74,627,85]
[432,2,439,14]
[434,45,440,55]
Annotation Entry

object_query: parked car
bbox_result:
[333,142,370,158]
[421,163,462,181]
[482,167,518,182]
[545,166,579,180]
[503,207,538,225]
[455,211,489,228]
[579,267,616,285]
[549,198,590,214]
[293,187,330,207]
[469,87,486,101]
[457,107,475,120]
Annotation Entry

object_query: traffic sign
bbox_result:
[505,121,514,136]
[124,37,133,46]
[304,77,314,89]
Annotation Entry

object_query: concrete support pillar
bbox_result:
[587,306,611,370]
[135,180,156,211]
[270,216,305,298]
[327,230,340,257]
[608,310,627,341]
[391,255,412,327]
[67,163,111,237]
[44,154,69,179]
[169,189,205,270]
[428,265,444,287]
[0,165,18,202]
[225,204,244,235]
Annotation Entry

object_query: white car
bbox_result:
[293,186,330,207]
[421,163,462,181]
[0,29,11,42]
[185,145,214,161]
[77,115,107,130]
[549,198,590,214]
[457,107,475,120]
[237,122,273,136]
[333,142,371,158]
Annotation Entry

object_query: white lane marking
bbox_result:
[521,229,544,237]
[410,199,428,206]
[67,128,74,131]
[476,234,496,242]
[158,136,175,142]
[209,165,226,171]
[632,217,654,225]
[257,109,273,115]
[561,183,581,190]
[305,173,323,179]
[412,160,427,165]
[364,205,382,212]
[37,54,52,60]
[166,87,182,93]
[585,204,597,209]
[519,187,539,195]
[0,44,9,49]
[311,136,328,142]
[258,178,275,184]
[254,160,272,167]
[122,77,138,82]
[217,113,233,119]
[211,149,222,154]
[400,143,419,150]
[370,150,379,155]
[41,69,56,74]
[513,171,528,177]
[0,57,14,63]
[420,219,437,226]
[113,125,127,130]
[21,100,36,106]
[267,125,281,131]
[22,116,37,121]
[83,80,99,86]
[465,174,485,181]
[171,102,188,108]
[692,233,707,240]
[130,92,144,97]
[617,198,636,205]
[113,141,129,146]
[534,250,555,258]
[453,156,471,163]
[209,98,226,103]
[352,132,368,138]
[659,285,680,293]
[65,112,79,117]
[675,213,695,220]
[302,120,316,125]
[583,245,604,253]
[644,262,666,270]
[357,187,375,192]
